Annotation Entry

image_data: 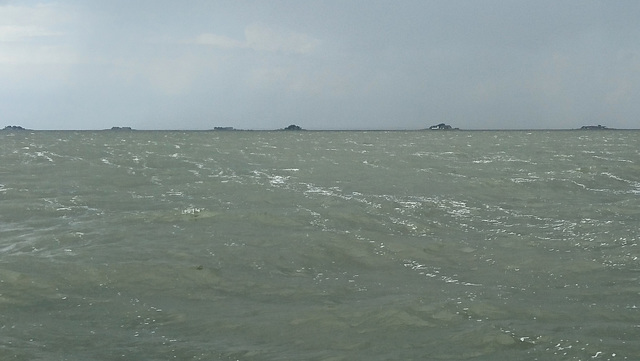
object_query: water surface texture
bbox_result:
[1,130,639,360]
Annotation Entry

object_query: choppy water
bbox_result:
[1,129,639,360]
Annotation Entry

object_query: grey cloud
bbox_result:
[2,1,639,130]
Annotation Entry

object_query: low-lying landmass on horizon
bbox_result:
[2,124,636,132]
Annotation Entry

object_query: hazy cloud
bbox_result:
[0,2,78,96]
[193,24,319,55]
[244,24,319,54]
[193,33,243,49]
[0,25,64,42]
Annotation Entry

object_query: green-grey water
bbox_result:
[1,130,639,360]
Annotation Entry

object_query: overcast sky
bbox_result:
[1,0,639,130]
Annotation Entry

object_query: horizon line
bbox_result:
[2,127,638,132]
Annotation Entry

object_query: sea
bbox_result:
[1,129,639,361]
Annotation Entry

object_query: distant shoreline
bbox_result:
[129,128,640,132]
[3,126,638,132]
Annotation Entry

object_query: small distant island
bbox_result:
[282,124,304,131]
[109,126,134,131]
[3,125,27,131]
[214,127,235,131]
[427,123,458,130]
[580,125,613,130]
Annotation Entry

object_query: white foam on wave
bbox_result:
[268,175,289,186]
[181,206,203,215]
[403,259,482,287]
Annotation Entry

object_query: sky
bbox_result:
[1,0,639,130]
